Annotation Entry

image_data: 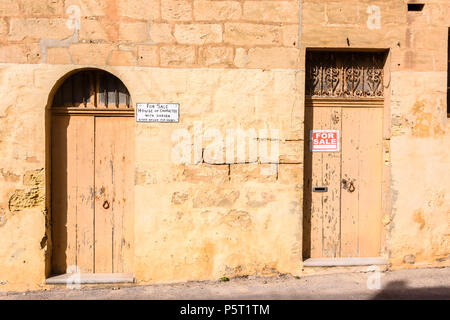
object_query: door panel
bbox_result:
[94,117,134,273]
[52,115,95,273]
[309,107,342,258]
[356,108,383,257]
[52,115,133,274]
[340,108,360,257]
[305,106,383,258]
[309,107,325,258]
[322,107,341,258]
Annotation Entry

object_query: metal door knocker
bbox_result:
[348,181,356,193]
[342,179,356,193]
[103,200,110,209]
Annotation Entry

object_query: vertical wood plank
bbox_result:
[358,108,383,257]
[94,117,134,273]
[321,107,342,257]
[112,117,134,273]
[52,116,95,273]
[75,116,95,273]
[340,108,360,257]
[309,107,326,258]
[65,116,79,271]
[51,115,70,274]
[94,117,114,273]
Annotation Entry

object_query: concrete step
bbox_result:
[303,257,388,267]
[46,273,135,284]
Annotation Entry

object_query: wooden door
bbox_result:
[52,115,134,274]
[303,105,383,258]
[303,51,386,259]
[51,70,134,275]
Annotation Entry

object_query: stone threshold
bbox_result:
[46,273,135,284]
[303,257,388,267]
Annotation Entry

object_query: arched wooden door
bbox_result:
[51,70,134,274]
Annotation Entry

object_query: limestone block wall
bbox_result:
[0,0,300,69]
[0,0,303,291]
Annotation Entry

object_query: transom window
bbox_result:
[52,70,132,110]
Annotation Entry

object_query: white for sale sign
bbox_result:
[310,130,340,152]
[136,103,179,123]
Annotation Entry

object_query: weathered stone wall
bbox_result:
[0,0,300,69]
[0,0,449,291]
[0,63,303,291]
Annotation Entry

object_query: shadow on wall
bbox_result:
[371,280,450,300]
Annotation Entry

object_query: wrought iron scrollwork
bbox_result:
[306,51,385,98]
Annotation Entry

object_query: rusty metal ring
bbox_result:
[103,200,110,209]
[348,182,356,193]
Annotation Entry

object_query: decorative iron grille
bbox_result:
[306,51,385,98]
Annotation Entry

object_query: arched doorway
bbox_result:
[50,69,134,277]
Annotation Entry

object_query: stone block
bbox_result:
[22,0,64,16]
[64,0,108,17]
[79,18,109,41]
[137,45,159,67]
[245,47,300,69]
[174,24,222,45]
[69,43,113,65]
[302,1,325,25]
[193,0,241,21]
[198,46,233,67]
[8,18,73,41]
[224,23,282,46]
[46,47,72,64]
[119,21,149,42]
[0,0,20,16]
[0,18,8,40]
[230,164,277,183]
[326,2,359,25]
[243,1,299,23]
[279,140,303,164]
[282,24,299,47]
[149,23,175,43]
[183,164,229,184]
[0,44,39,63]
[161,0,192,21]
[160,45,196,66]
[118,0,160,20]
[108,50,136,66]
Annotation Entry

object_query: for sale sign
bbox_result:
[310,130,340,152]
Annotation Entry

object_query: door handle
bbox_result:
[103,200,110,209]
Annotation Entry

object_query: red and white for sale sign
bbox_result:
[310,130,340,152]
